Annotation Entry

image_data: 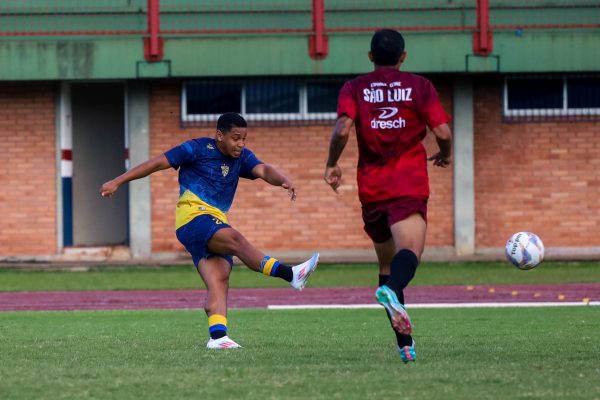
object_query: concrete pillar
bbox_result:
[127,82,151,259]
[452,77,475,255]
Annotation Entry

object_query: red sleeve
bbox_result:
[418,80,450,129]
[336,81,357,120]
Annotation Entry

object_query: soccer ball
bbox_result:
[505,232,544,270]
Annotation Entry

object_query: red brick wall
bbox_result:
[0,83,57,256]
[148,81,454,254]
[2,78,597,259]
[426,80,454,247]
[474,77,600,247]
[3,77,596,258]
[148,83,190,254]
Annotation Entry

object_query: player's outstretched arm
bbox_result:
[251,164,296,201]
[100,154,171,198]
[427,123,453,168]
[324,115,354,193]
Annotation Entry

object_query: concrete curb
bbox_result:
[1,246,599,269]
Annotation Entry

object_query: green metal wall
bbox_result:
[0,0,598,80]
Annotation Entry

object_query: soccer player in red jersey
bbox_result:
[324,29,452,362]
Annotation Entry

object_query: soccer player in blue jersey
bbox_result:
[100,112,319,349]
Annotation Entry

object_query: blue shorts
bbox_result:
[175,214,234,267]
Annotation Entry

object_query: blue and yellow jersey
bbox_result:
[164,137,262,229]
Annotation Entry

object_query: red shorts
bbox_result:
[362,197,428,243]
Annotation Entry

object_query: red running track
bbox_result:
[0,283,598,312]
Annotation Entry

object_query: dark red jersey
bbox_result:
[337,68,449,204]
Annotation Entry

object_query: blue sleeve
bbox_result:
[240,148,262,180]
[164,140,196,170]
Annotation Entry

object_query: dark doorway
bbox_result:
[71,83,128,246]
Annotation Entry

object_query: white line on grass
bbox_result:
[267,301,600,310]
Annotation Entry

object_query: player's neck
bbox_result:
[373,64,401,72]
[214,139,228,156]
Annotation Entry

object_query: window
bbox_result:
[307,81,344,113]
[245,81,300,114]
[185,82,242,115]
[506,78,563,110]
[567,77,600,109]
[182,78,345,126]
[504,76,600,120]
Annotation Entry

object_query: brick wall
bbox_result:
[1,78,597,259]
[474,77,600,247]
[426,79,454,247]
[0,83,56,256]
[2,77,597,258]
[148,81,454,255]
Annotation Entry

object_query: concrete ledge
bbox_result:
[1,247,599,269]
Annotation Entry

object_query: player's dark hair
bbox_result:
[370,29,405,66]
[217,112,247,133]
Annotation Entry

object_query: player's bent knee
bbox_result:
[225,230,251,254]
[211,228,247,251]
[397,243,422,261]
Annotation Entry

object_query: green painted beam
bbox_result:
[493,30,600,73]
[163,33,473,77]
[0,39,143,80]
[0,30,598,80]
[1,0,597,80]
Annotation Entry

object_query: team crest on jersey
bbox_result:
[206,144,214,150]
[221,164,229,177]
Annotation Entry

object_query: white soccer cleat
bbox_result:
[206,336,242,349]
[290,252,319,290]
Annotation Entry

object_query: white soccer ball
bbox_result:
[505,232,545,270]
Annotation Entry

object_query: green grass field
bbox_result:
[2,262,599,399]
[1,307,599,399]
[1,261,599,291]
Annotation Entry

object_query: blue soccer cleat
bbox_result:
[397,339,416,363]
[375,285,413,335]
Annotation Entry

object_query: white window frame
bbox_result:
[181,81,337,123]
[503,76,600,117]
